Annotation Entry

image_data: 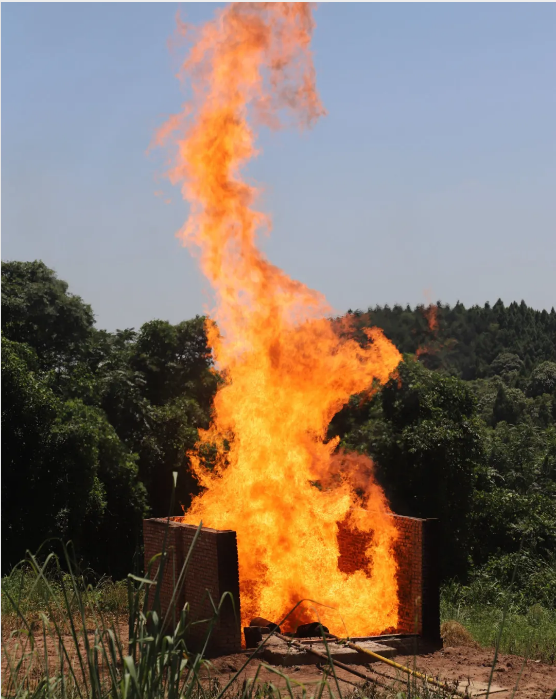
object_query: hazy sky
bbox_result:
[2,3,555,331]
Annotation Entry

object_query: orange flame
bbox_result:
[424,304,439,334]
[156,3,402,636]
[416,304,439,359]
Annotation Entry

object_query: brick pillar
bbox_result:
[143,518,241,656]
[390,514,423,635]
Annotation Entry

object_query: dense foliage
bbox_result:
[347,301,556,380]
[2,261,555,609]
[331,303,556,608]
[2,261,217,577]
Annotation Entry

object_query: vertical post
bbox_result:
[421,518,441,641]
[215,530,241,654]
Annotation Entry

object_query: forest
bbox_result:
[2,260,556,615]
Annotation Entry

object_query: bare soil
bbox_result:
[3,624,556,698]
[207,646,556,698]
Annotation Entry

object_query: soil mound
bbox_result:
[441,620,480,648]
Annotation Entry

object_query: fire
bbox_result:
[416,303,439,361]
[423,304,439,334]
[156,3,402,636]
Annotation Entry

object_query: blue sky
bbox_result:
[2,2,555,331]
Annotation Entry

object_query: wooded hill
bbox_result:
[347,301,556,380]
[2,261,555,610]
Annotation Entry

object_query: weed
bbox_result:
[441,586,556,664]
[2,540,452,699]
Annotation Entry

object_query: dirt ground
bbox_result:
[3,626,556,698]
[207,646,556,698]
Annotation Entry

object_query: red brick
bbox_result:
[143,518,241,656]
[337,513,439,639]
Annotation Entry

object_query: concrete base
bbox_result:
[261,636,396,667]
[357,634,443,656]
[258,634,442,666]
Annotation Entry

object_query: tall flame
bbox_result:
[156,3,402,635]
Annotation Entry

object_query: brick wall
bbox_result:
[144,512,439,656]
[337,514,440,639]
[143,518,242,656]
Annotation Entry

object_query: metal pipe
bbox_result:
[341,640,469,697]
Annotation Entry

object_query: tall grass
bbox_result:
[2,520,236,699]
[441,582,556,664]
[2,534,453,699]
[1,478,533,699]
[2,567,129,629]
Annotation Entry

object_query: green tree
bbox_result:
[2,261,220,529]
[472,424,556,582]
[490,352,524,377]
[492,385,526,425]
[1,337,148,576]
[527,361,556,398]
[2,261,95,367]
[334,359,484,581]
[132,318,217,409]
[113,319,219,517]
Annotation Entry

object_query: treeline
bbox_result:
[347,301,556,380]
[331,302,556,607]
[2,261,217,577]
[2,261,555,609]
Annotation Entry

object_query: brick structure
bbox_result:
[337,514,440,640]
[143,518,241,656]
[143,512,440,657]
